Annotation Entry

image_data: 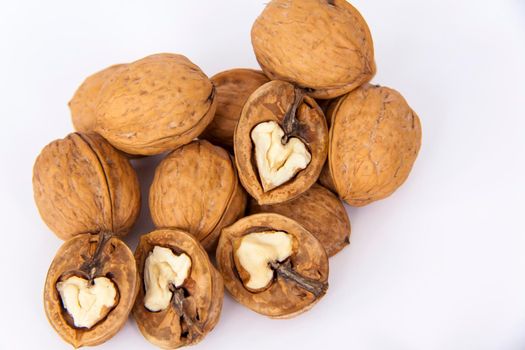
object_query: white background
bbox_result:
[0,1,524,349]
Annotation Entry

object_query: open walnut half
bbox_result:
[44,233,138,348]
[133,229,224,349]
[234,80,328,205]
[216,213,329,318]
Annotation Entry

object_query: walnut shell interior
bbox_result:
[234,80,328,205]
[216,213,329,318]
[133,229,223,349]
[149,140,246,251]
[43,234,138,348]
[33,132,140,240]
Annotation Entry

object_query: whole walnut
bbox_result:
[149,140,246,251]
[201,68,269,149]
[69,53,217,155]
[251,0,376,99]
[320,84,422,206]
[33,132,141,240]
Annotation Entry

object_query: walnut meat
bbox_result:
[71,53,217,156]
[251,0,376,99]
[133,229,223,349]
[201,68,269,149]
[320,84,422,206]
[69,64,126,132]
[234,80,328,205]
[249,184,350,257]
[149,140,246,251]
[44,233,138,348]
[33,132,140,240]
[216,213,329,318]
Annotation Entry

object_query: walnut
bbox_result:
[149,140,247,251]
[69,53,217,155]
[251,0,376,99]
[249,183,350,257]
[33,132,140,240]
[216,213,329,318]
[133,229,223,348]
[320,84,422,206]
[201,68,269,149]
[44,233,138,348]
[234,81,328,205]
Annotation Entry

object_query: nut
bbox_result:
[77,53,217,155]
[44,233,138,348]
[201,68,269,149]
[320,84,422,206]
[234,80,328,205]
[133,229,223,349]
[69,64,126,132]
[149,140,246,251]
[33,132,141,240]
[251,0,376,99]
[216,213,329,318]
[249,183,350,257]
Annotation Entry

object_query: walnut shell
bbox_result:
[251,0,376,99]
[201,68,269,149]
[320,84,422,206]
[44,233,138,348]
[216,213,329,318]
[149,140,247,251]
[249,184,350,257]
[69,64,126,132]
[234,80,328,205]
[133,229,223,349]
[33,132,141,240]
[87,53,216,155]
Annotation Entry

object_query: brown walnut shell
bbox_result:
[33,132,141,240]
[133,229,224,349]
[69,64,126,132]
[149,140,247,251]
[251,0,376,99]
[91,53,217,155]
[234,80,328,205]
[320,84,422,206]
[216,213,329,318]
[201,68,269,149]
[44,233,139,348]
[248,183,350,257]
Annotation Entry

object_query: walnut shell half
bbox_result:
[33,132,141,240]
[201,68,269,149]
[44,233,138,348]
[149,140,247,251]
[320,84,422,206]
[83,53,216,155]
[216,213,329,318]
[234,80,328,205]
[133,229,223,349]
[249,184,350,257]
[251,0,376,99]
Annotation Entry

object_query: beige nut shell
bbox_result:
[33,132,141,240]
[133,229,223,349]
[149,140,247,251]
[234,80,328,205]
[201,68,270,149]
[44,234,139,348]
[216,213,329,318]
[93,53,216,155]
[251,0,376,99]
[320,84,422,206]
[249,184,350,257]
[69,64,126,132]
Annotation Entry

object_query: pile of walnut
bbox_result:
[33,1,422,348]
